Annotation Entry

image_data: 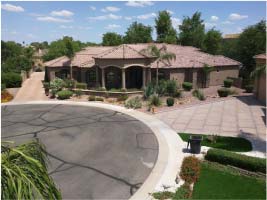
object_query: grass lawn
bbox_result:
[193,161,266,199]
[178,133,252,152]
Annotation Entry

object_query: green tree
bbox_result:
[203,29,222,55]
[65,38,75,79]
[141,45,176,86]
[124,22,153,43]
[179,12,205,48]
[237,20,266,77]
[102,32,123,46]
[1,141,61,199]
[155,10,177,44]
[220,38,239,61]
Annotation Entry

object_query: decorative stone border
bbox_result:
[2,101,185,200]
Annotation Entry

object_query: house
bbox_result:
[44,43,241,90]
[253,53,266,104]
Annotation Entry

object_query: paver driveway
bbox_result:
[155,96,266,153]
[2,104,158,199]
[13,72,48,101]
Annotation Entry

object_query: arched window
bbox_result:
[86,69,96,84]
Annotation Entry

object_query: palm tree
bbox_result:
[65,39,75,80]
[141,44,176,86]
[1,141,61,199]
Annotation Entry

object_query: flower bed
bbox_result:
[1,90,13,102]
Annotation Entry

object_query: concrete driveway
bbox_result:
[13,72,48,101]
[2,104,158,199]
[155,95,266,153]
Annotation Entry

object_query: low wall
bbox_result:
[72,89,143,97]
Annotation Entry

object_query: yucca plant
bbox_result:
[1,141,61,199]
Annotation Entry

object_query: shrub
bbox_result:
[166,80,177,96]
[50,89,57,98]
[180,156,201,184]
[174,90,182,98]
[2,83,6,91]
[50,78,65,92]
[56,90,73,100]
[155,80,166,96]
[166,97,175,106]
[76,82,87,89]
[1,90,13,102]
[192,89,206,101]
[205,148,266,173]
[88,95,96,101]
[95,97,104,101]
[173,183,192,199]
[74,89,82,98]
[149,94,161,107]
[224,79,233,88]
[35,68,42,72]
[2,72,22,88]
[143,83,154,99]
[43,82,50,89]
[217,88,229,97]
[182,82,193,91]
[117,94,128,102]
[244,84,253,93]
[125,96,142,109]
[152,191,174,200]
[64,79,75,89]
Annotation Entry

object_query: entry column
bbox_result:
[122,68,126,89]
[147,67,151,83]
[101,68,105,89]
[142,68,146,88]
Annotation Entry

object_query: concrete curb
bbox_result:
[2,101,186,200]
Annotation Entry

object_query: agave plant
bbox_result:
[1,141,61,199]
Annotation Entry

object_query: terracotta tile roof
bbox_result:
[93,44,153,59]
[253,53,266,60]
[45,43,241,68]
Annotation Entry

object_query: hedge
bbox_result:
[182,82,193,91]
[166,97,175,106]
[224,79,233,88]
[217,88,229,97]
[205,148,266,173]
[57,90,73,100]
[75,82,87,89]
[2,72,22,88]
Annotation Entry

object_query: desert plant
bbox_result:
[173,182,192,199]
[149,94,161,107]
[244,84,254,93]
[180,156,201,184]
[88,95,96,101]
[50,78,65,92]
[74,89,82,98]
[224,79,233,88]
[174,90,182,98]
[155,80,167,96]
[192,89,206,101]
[217,88,229,97]
[143,83,155,100]
[43,82,50,89]
[1,141,61,199]
[182,82,193,91]
[56,90,73,100]
[117,94,128,102]
[50,89,57,98]
[64,79,75,89]
[166,80,177,96]
[95,97,104,101]
[125,96,142,109]
[1,83,6,91]
[75,82,87,89]
[1,90,13,102]
[166,97,175,106]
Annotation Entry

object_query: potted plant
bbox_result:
[43,82,50,96]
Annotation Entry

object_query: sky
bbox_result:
[1,1,266,45]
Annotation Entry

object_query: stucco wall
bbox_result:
[209,66,239,86]
[256,73,266,104]
[169,68,186,87]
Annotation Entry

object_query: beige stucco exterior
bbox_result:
[209,66,239,86]
[254,56,266,105]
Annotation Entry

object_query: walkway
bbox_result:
[155,96,266,154]
[13,72,48,101]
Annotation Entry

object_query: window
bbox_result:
[87,69,96,83]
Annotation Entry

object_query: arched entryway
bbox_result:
[126,66,143,89]
[105,66,121,90]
